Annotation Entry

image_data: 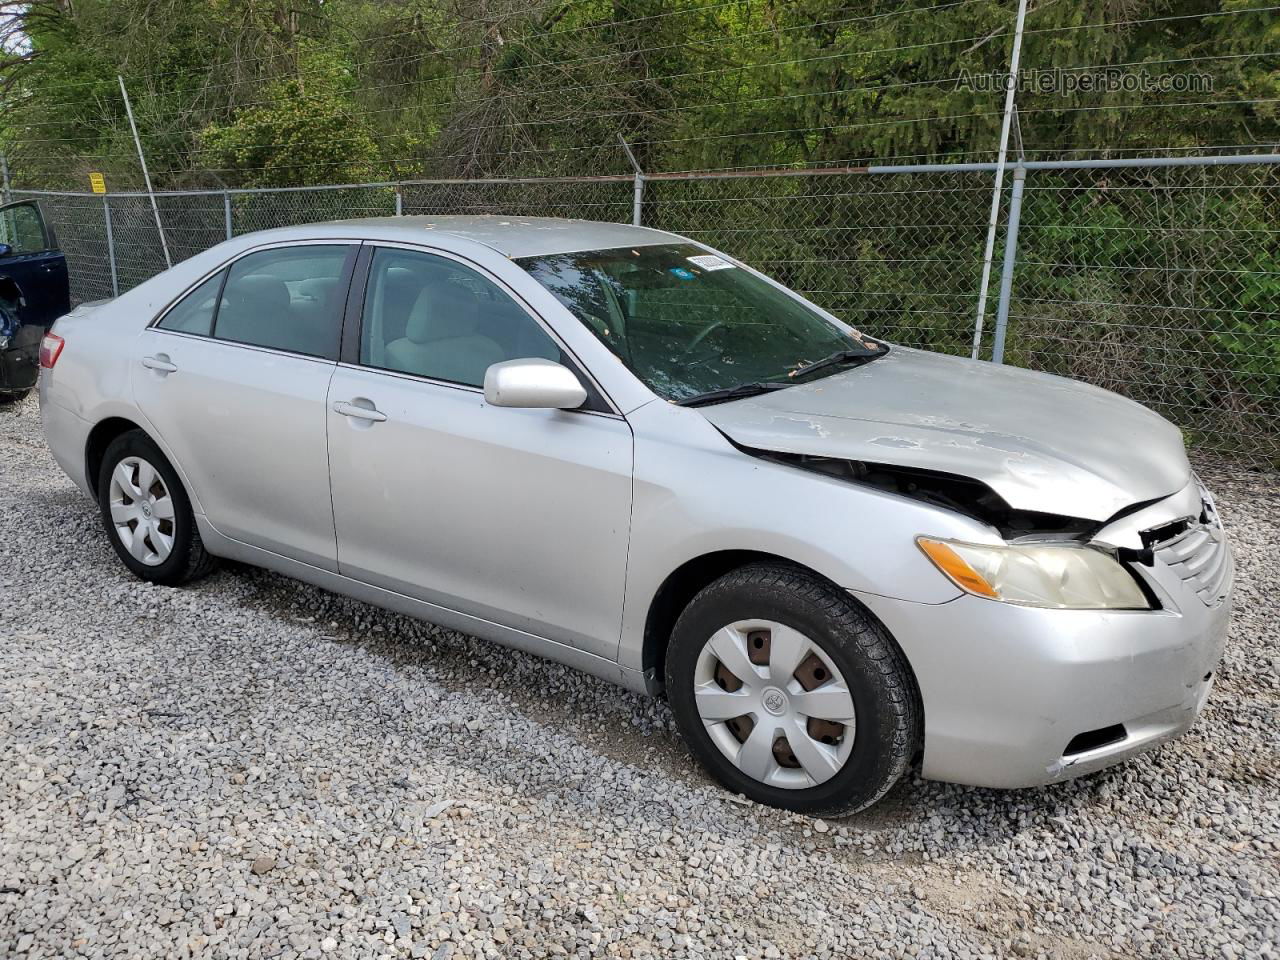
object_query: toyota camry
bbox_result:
[38,216,1231,814]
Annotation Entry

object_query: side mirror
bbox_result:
[0,243,13,260]
[484,358,588,410]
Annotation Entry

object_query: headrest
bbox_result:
[298,276,339,305]
[405,283,482,343]
[231,274,290,315]
[385,266,416,286]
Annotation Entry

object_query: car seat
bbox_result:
[384,282,505,384]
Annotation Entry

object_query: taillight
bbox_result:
[39,332,65,369]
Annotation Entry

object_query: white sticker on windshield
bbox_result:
[687,254,735,271]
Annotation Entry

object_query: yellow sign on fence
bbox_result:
[89,172,106,194]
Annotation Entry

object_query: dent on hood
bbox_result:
[698,347,1191,524]
[737,444,1102,540]
[722,408,1167,524]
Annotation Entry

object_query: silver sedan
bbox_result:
[39,216,1231,815]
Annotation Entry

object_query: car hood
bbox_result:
[697,347,1190,522]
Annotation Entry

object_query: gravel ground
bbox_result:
[1,391,1277,960]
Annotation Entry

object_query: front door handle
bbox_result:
[332,399,387,423]
[141,354,177,374]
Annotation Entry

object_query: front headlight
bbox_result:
[917,537,1150,610]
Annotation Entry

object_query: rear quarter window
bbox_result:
[157,271,225,336]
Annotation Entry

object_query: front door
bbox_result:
[0,200,70,326]
[132,243,355,570]
[326,246,633,659]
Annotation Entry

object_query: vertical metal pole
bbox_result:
[991,166,1025,365]
[970,0,1028,359]
[0,154,10,203]
[395,188,403,216]
[618,134,646,227]
[631,175,645,227]
[118,75,171,268]
[103,196,120,298]
[223,191,233,240]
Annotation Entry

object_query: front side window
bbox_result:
[517,243,886,403]
[360,247,561,388]
[212,245,352,358]
[0,203,50,255]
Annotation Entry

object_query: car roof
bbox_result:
[322,215,683,259]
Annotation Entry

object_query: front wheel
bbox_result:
[97,430,215,585]
[665,563,920,816]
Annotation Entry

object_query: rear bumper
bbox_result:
[854,552,1231,789]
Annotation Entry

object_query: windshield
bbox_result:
[516,243,886,402]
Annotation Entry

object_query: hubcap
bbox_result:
[693,620,856,790]
[108,456,175,567]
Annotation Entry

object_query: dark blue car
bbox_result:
[1,199,71,403]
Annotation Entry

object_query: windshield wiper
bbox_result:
[790,347,887,381]
[676,380,792,407]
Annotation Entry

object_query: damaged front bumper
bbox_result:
[853,480,1232,790]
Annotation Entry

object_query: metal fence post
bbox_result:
[223,191,233,240]
[119,75,171,268]
[103,196,120,298]
[618,135,646,227]
[631,174,646,228]
[971,0,1029,360]
[395,188,403,216]
[991,165,1026,365]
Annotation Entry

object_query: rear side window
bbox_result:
[158,271,225,336]
[212,245,352,358]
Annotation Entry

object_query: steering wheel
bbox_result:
[682,319,725,356]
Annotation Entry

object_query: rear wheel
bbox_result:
[665,563,919,816]
[97,430,215,585]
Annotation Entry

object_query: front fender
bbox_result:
[617,401,993,670]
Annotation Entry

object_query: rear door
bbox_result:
[0,200,70,326]
[132,241,357,571]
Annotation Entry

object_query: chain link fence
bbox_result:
[645,169,994,359]
[10,155,1280,464]
[1003,162,1280,458]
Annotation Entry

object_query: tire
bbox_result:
[97,430,216,586]
[665,563,920,816]
[0,389,31,405]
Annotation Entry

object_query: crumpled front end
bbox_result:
[699,347,1192,523]
[853,474,1232,788]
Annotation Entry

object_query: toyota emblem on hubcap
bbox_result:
[762,688,788,716]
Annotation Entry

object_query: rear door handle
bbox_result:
[332,399,387,423]
[141,355,178,374]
